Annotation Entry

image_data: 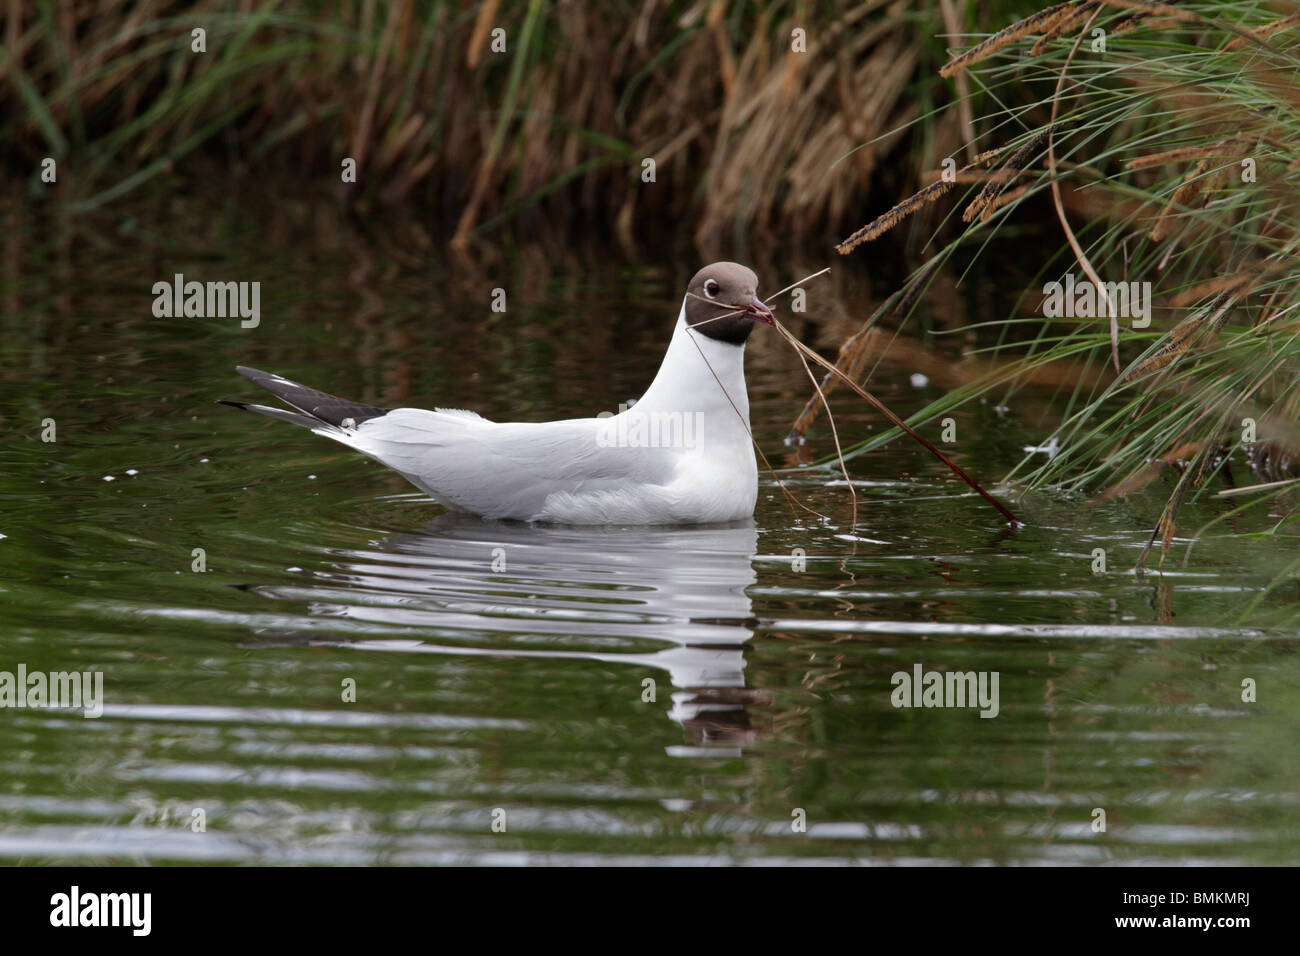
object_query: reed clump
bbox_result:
[0,0,986,249]
[826,0,1300,574]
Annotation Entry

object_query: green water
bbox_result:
[1,197,1297,865]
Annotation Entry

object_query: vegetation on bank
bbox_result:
[2,0,968,246]
[809,0,1300,584]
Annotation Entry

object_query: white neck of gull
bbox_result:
[634,301,750,426]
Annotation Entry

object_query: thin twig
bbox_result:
[768,317,1021,525]
[681,312,830,522]
[1215,478,1300,497]
[1046,7,1120,373]
[788,331,859,530]
[766,267,832,301]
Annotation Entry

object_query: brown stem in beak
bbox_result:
[747,297,775,325]
[769,316,1021,526]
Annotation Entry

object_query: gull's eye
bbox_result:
[703,278,720,299]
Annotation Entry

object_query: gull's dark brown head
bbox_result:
[683,262,774,346]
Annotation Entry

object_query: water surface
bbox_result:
[1,198,1297,865]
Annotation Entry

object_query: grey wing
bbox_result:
[336,409,678,517]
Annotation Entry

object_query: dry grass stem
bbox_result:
[1169,270,1260,306]
[981,183,1033,219]
[939,1,1079,77]
[769,318,1020,525]
[1149,157,1231,241]
[1222,12,1300,50]
[788,334,859,530]
[1031,1,1101,55]
[785,258,946,442]
[964,124,1064,222]
[835,178,957,253]
[1099,1,1200,27]
[1127,314,1203,377]
[973,146,1010,165]
[1126,139,1245,170]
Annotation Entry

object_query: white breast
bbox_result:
[536,306,758,523]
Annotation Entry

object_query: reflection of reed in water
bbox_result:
[255,512,766,756]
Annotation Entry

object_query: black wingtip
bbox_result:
[229,365,389,427]
[218,399,250,411]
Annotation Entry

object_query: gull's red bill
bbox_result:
[746,297,775,325]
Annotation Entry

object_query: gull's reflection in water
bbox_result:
[273,513,764,756]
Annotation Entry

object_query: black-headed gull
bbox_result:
[223,262,775,524]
